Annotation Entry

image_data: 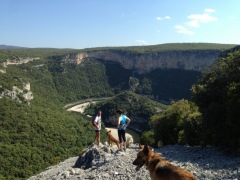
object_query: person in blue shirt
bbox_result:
[116,109,131,151]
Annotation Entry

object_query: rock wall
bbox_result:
[6,57,40,65]
[62,50,222,74]
[0,83,33,103]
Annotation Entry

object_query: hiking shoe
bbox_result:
[123,148,126,152]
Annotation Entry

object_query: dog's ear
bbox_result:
[143,144,149,155]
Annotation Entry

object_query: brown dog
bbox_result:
[106,130,120,149]
[133,144,196,180]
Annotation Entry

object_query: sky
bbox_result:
[0,0,240,49]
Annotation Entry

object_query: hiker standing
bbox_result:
[93,110,102,146]
[116,109,131,151]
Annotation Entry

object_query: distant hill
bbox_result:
[0,44,28,49]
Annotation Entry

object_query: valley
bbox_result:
[0,43,239,179]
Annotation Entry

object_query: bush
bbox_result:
[140,130,155,147]
[150,99,202,146]
[192,47,240,149]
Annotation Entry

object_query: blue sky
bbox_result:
[0,0,240,49]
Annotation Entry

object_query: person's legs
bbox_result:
[118,130,123,150]
[122,130,126,151]
[96,130,100,146]
[94,130,97,144]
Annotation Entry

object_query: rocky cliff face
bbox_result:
[0,82,33,103]
[62,50,222,74]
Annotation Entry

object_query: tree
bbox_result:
[192,47,240,149]
[150,99,201,146]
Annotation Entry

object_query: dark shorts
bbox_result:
[95,130,100,133]
[118,129,126,143]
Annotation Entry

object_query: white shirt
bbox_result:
[94,115,101,130]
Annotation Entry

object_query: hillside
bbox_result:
[0,57,108,179]
[1,43,236,102]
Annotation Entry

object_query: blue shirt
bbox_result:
[118,114,127,130]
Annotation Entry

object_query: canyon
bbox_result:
[62,49,223,74]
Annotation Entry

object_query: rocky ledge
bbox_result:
[28,144,240,180]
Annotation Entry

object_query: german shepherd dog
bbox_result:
[133,144,196,180]
[106,130,120,149]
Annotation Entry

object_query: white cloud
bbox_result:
[156,16,171,20]
[136,40,148,45]
[204,8,216,13]
[188,13,218,23]
[185,20,200,28]
[185,9,218,29]
[175,8,217,35]
[175,25,194,35]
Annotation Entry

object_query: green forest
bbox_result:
[0,43,239,179]
[140,46,240,151]
[0,57,109,179]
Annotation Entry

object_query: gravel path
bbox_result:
[28,144,240,180]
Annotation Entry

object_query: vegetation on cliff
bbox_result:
[0,58,108,179]
[192,46,240,149]
[0,48,79,63]
[142,47,240,151]
[48,59,114,102]
[84,43,236,54]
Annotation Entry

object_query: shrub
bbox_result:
[150,99,202,146]
[140,130,155,147]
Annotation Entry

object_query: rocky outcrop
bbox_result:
[0,82,33,103]
[62,50,222,74]
[28,144,240,180]
[0,57,40,73]
[6,57,40,65]
[62,53,87,64]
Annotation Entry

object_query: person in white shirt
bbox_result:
[93,110,102,146]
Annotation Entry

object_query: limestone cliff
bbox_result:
[62,49,222,74]
[0,82,33,103]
